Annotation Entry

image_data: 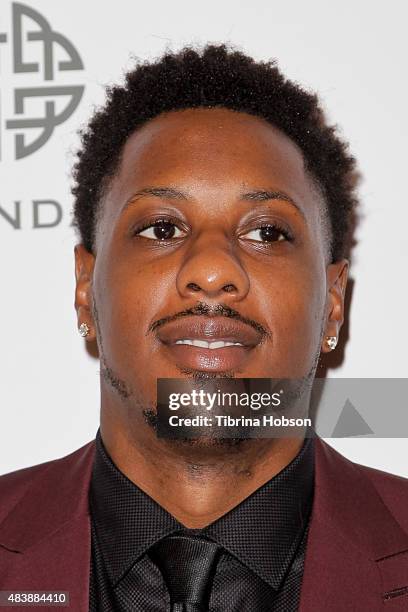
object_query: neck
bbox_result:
[100,407,304,528]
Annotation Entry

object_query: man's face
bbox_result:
[75,108,347,418]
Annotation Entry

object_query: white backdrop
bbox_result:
[1,0,407,476]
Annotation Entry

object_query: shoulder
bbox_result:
[0,441,95,523]
[315,438,408,535]
[352,459,408,532]
[0,460,53,523]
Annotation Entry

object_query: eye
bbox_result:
[135,220,185,241]
[241,224,292,243]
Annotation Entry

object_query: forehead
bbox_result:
[101,107,326,238]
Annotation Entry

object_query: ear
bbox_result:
[321,259,349,353]
[74,244,96,342]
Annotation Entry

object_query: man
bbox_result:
[1,44,408,611]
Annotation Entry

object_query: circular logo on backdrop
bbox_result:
[0,2,84,160]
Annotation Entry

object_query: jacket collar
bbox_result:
[300,438,408,611]
[0,440,95,553]
[311,437,408,561]
[2,436,406,559]
[1,437,408,610]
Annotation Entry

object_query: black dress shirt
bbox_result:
[89,429,314,611]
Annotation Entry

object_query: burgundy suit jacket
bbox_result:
[1,438,408,611]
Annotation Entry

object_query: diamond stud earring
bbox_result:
[326,336,338,351]
[78,322,90,338]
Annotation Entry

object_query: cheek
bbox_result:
[93,253,174,362]
[252,258,326,370]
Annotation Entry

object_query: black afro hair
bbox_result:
[72,44,358,262]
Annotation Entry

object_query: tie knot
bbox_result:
[149,534,221,611]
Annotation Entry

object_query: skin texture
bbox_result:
[75,108,348,527]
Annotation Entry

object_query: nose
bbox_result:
[176,234,250,302]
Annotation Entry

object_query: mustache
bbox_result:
[148,302,270,338]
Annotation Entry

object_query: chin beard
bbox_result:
[142,408,250,448]
[143,366,238,443]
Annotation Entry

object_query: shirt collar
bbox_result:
[90,428,314,591]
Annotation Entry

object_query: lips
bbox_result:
[155,317,263,372]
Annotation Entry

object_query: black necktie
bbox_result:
[149,534,221,612]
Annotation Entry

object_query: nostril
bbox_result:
[223,284,237,293]
[187,282,201,292]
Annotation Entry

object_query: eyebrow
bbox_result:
[122,186,304,218]
[240,189,304,218]
[123,187,187,211]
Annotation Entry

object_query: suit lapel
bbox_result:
[1,437,408,611]
[0,441,96,612]
[300,438,408,611]
[0,516,91,610]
